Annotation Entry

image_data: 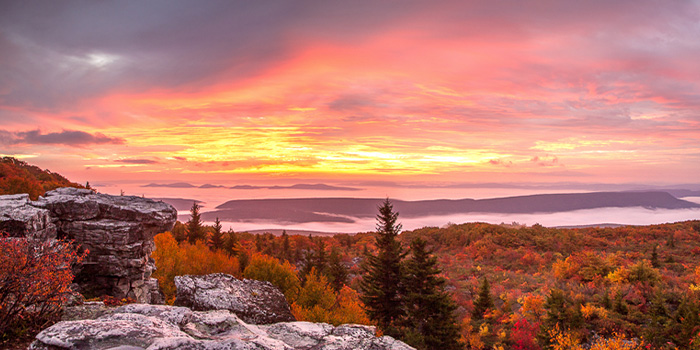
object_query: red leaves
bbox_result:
[0,233,86,337]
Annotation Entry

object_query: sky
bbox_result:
[1,0,700,200]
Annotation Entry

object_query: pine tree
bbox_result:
[171,221,187,244]
[209,217,224,251]
[223,229,240,257]
[360,198,406,338]
[402,237,462,350]
[255,234,263,252]
[281,230,291,261]
[328,247,348,292]
[300,237,328,284]
[651,245,660,268]
[186,201,205,244]
[472,277,493,320]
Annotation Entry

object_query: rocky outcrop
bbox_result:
[174,273,295,324]
[30,304,415,350]
[0,187,177,303]
[0,193,56,239]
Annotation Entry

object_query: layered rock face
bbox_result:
[30,304,415,350]
[0,187,177,303]
[174,273,295,324]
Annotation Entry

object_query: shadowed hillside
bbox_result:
[0,157,84,200]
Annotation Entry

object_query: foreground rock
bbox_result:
[30,304,415,350]
[174,273,295,324]
[0,188,177,303]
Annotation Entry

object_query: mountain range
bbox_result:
[178,191,700,224]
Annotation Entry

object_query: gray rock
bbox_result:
[174,273,295,324]
[30,304,414,350]
[0,187,177,303]
[61,301,112,321]
[0,193,56,239]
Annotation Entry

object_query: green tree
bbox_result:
[186,201,205,244]
[281,230,291,261]
[223,229,240,257]
[209,217,224,251]
[402,237,462,350]
[472,277,493,320]
[171,221,187,244]
[360,198,406,338]
[328,247,348,292]
[301,237,328,283]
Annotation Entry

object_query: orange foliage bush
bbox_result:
[0,236,85,338]
[291,268,370,326]
[242,252,300,300]
[152,232,240,303]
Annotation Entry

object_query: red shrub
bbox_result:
[0,235,86,338]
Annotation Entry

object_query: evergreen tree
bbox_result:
[328,247,348,292]
[300,237,328,284]
[186,201,205,244]
[613,290,628,315]
[472,277,493,320]
[360,198,406,338]
[544,288,568,326]
[255,234,263,252]
[651,245,660,268]
[223,229,240,257]
[281,230,291,261]
[171,221,187,244]
[209,217,224,251]
[402,237,462,350]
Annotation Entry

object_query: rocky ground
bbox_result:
[29,274,414,350]
[30,303,413,350]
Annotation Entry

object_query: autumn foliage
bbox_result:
[152,216,700,349]
[151,232,240,303]
[0,157,84,200]
[0,235,85,339]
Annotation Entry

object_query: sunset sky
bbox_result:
[1,1,699,198]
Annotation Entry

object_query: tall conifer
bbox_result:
[186,201,204,244]
[360,198,406,338]
[472,278,493,320]
[209,217,224,250]
[328,247,348,292]
[403,238,462,350]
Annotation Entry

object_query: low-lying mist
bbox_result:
[204,206,700,234]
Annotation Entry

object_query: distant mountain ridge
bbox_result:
[202,191,700,224]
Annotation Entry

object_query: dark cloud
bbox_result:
[2,0,691,111]
[0,129,124,147]
[114,158,159,164]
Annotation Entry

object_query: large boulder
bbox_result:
[30,304,415,350]
[174,273,295,324]
[0,187,177,303]
[0,193,56,239]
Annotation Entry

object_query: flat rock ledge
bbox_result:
[174,273,295,324]
[30,304,415,350]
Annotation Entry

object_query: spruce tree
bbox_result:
[360,198,406,338]
[328,247,348,292]
[651,245,660,268]
[209,217,224,250]
[223,229,240,257]
[300,237,328,284]
[403,237,462,350]
[186,201,204,244]
[472,277,493,320]
[281,230,291,261]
